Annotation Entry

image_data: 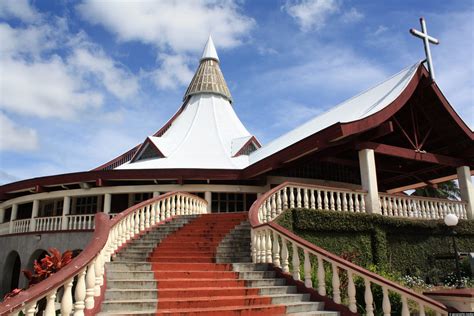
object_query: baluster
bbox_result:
[364,279,374,316]
[171,196,177,216]
[347,270,357,313]
[145,205,151,229]
[282,188,288,209]
[74,268,87,316]
[266,230,272,263]
[304,189,309,208]
[360,193,366,212]
[85,260,96,309]
[381,196,387,215]
[388,198,394,216]
[258,232,264,263]
[176,195,182,215]
[432,202,439,219]
[330,191,335,211]
[45,288,57,316]
[296,188,302,208]
[419,303,425,316]
[150,202,156,226]
[401,296,410,316]
[323,190,329,210]
[24,301,37,316]
[332,263,341,304]
[355,194,360,212]
[262,201,268,223]
[349,193,354,212]
[317,189,322,209]
[251,230,257,263]
[134,211,140,235]
[94,254,103,296]
[258,206,263,223]
[61,277,74,316]
[317,255,326,295]
[382,286,391,316]
[290,188,295,208]
[292,242,300,280]
[166,198,171,218]
[281,236,289,273]
[276,191,282,215]
[272,231,280,268]
[271,195,277,219]
[310,189,316,209]
[336,192,341,211]
[420,200,426,218]
[160,200,166,221]
[303,250,312,288]
[342,193,348,211]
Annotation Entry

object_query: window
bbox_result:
[211,193,254,213]
[133,193,153,205]
[39,199,63,217]
[73,196,98,215]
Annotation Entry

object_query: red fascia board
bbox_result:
[130,137,166,163]
[233,136,261,157]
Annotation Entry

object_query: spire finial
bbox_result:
[201,35,219,62]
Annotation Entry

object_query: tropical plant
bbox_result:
[23,248,73,286]
[411,180,460,200]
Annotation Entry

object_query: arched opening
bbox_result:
[1,251,21,297]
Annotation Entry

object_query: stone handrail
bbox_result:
[379,193,467,219]
[0,192,208,316]
[249,182,448,315]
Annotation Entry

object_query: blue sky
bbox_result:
[0,0,473,184]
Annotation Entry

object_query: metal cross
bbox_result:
[410,17,439,81]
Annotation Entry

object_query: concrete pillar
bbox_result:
[0,208,4,223]
[153,192,160,198]
[358,149,380,214]
[29,200,39,231]
[457,166,474,220]
[205,191,212,213]
[61,196,71,230]
[103,193,112,214]
[9,204,18,233]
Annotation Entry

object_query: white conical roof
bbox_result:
[201,35,219,61]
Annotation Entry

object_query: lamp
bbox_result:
[444,214,463,288]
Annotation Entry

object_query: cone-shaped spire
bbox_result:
[201,35,219,61]
[183,36,232,102]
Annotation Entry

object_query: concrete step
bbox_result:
[238,271,276,279]
[106,279,156,289]
[100,298,157,312]
[244,278,287,287]
[107,271,155,280]
[105,288,158,300]
[107,262,151,271]
[232,263,272,272]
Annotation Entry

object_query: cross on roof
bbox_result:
[410,17,439,81]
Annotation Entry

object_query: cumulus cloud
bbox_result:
[0,0,39,22]
[153,54,194,90]
[77,0,254,53]
[341,7,364,23]
[69,48,139,100]
[0,113,38,152]
[77,0,254,90]
[283,0,340,31]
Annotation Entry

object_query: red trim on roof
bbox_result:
[233,136,261,157]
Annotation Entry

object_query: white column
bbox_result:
[457,166,474,220]
[29,200,39,231]
[62,196,71,230]
[153,192,160,198]
[359,149,380,214]
[9,204,18,233]
[205,192,212,213]
[0,208,4,223]
[103,193,112,214]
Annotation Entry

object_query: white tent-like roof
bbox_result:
[118,37,421,171]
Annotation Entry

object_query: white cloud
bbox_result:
[0,0,38,22]
[69,48,139,100]
[0,23,58,57]
[341,7,364,23]
[153,54,194,90]
[77,0,254,53]
[0,56,103,119]
[0,113,38,152]
[283,0,340,32]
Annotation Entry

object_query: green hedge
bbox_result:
[277,209,474,283]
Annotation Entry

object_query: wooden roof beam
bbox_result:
[355,141,468,167]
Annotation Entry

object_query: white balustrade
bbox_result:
[251,226,448,316]
[35,216,62,232]
[1,192,208,316]
[257,184,367,223]
[379,193,467,220]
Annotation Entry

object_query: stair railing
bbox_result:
[0,192,208,316]
[249,182,448,316]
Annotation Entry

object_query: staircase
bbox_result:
[99,213,338,315]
